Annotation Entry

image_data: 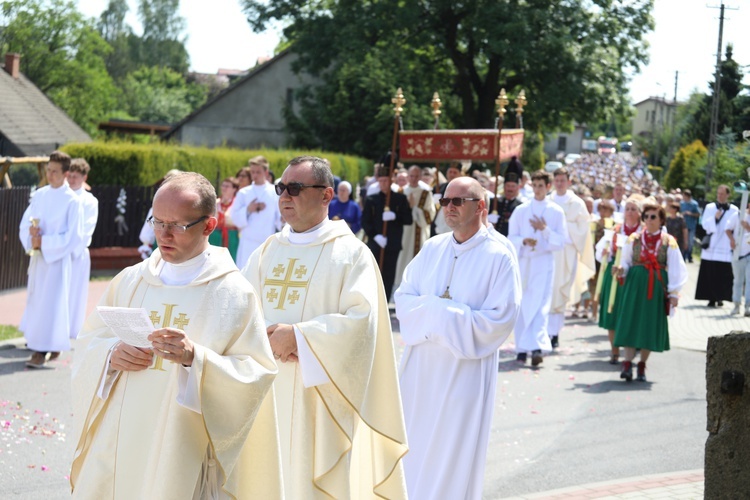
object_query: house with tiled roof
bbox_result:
[0,53,91,157]
[164,49,316,149]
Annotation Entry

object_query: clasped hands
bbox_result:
[267,323,298,363]
[248,199,266,213]
[109,328,195,371]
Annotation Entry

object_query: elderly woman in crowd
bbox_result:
[613,201,688,382]
[328,180,362,234]
[595,195,644,364]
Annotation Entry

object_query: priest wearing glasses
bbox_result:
[395,176,521,500]
[71,172,281,498]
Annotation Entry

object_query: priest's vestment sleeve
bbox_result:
[396,240,520,359]
[71,249,281,499]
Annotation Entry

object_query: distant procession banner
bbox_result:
[399,129,524,162]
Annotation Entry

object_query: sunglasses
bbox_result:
[275,182,328,196]
[643,213,659,220]
[439,197,481,207]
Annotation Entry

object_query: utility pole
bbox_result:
[706,1,738,190]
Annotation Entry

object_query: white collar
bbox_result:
[288,218,330,245]
[157,248,211,286]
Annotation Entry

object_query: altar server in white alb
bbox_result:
[66,158,99,339]
[19,151,83,368]
[508,170,567,367]
[71,172,281,499]
[230,156,281,268]
[395,176,521,500]
[243,156,408,499]
[548,167,595,348]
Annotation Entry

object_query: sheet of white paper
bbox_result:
[97,306,155,348]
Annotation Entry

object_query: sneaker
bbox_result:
[531,350,543,367]
[516,352,527,364]
[551,336,559,349]
[25,351,47,369]
[636,361,647,382]
[732,304,741,315]
[620,361,633,382]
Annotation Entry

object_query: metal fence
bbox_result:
[0,187,32,291]
[0,185,155,292]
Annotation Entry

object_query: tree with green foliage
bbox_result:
[242,0,654,160]
[121,66,206,123]
[1,0,119,135]
[683,44,745,146]
[663,140,706,192]
[98,0,138,81]
[136,0,189,73]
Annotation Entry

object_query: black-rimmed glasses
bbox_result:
[643,213,659,220]
[439,197,481,207]
[275,182,328,196]
[147,215,208,234]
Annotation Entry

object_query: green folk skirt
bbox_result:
[208,228,240,263]
[597,260,621,330]
[613,266,670,352]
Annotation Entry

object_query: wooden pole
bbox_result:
[492,89,509,214]
[379,88,406,269]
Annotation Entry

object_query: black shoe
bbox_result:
[717,301,724,307]
[551,336,559,349]
[531,350,543,367]
[708,301,716,308]
[516,352,527,363]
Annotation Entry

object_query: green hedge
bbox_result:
[61,142,371,187]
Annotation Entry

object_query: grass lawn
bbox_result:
[0,324,23,342]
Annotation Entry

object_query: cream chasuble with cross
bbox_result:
[71,247,282,499]
[244,219,408,499]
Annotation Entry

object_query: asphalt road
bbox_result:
[0,311,708,499]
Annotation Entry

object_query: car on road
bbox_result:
[564,153,581,165]
[544,161,563,172]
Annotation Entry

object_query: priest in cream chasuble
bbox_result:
[244,156,408,499]
[71,173,281,499]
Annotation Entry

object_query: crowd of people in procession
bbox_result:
[16,148,749,498]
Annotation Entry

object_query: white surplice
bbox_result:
[508,198,567,352]
[701,202,739,263]
[19,184,83,352]
[548,191,596,337]
[230,182,281,268]
[69,187,99,339]
[395,226,521,500]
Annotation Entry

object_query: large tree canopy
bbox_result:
[243,0,654,159]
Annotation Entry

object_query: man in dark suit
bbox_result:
[488,172,524,236]
[362,167,413,301]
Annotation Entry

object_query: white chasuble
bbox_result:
[394,227,521,500]
[550,191,596,314]
[244,219,408,500]
[71,248,281,499]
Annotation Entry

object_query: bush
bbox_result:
[61,142,370,187]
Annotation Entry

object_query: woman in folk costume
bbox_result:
[595,194,644,364]
[208,176,240,261]
[613,201,688,382]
